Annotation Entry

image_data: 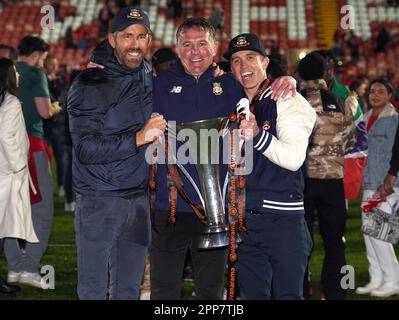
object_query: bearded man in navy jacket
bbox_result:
[67,8,166,300]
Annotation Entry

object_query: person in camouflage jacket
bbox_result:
[298,52,356,300]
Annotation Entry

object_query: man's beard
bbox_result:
[116,48,143,68]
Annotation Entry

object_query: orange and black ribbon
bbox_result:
[226,112,247,300]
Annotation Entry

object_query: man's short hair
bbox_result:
[0,44,18,63]
[18,36,49,56]
[176,17,215,45]
[298,52,326,81]
[267,54,288,80]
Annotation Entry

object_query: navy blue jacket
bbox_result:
[154,62,243,212]
[67,41,153,197]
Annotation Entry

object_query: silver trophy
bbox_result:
[164,117,234,249]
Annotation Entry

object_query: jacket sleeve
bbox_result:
[342,102,357,154]
[0,96,27,173]
[389,119,399,176]
[67,85,140,165]
[252,94,316,171]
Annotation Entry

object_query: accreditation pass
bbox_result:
[153,303,244,318]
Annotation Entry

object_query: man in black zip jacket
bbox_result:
[67,7,166,300]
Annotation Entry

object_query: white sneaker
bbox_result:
[7,271,21,284]
[64,201,76,212]
[356,282,382,295]
[58,186,65,197]
[371,282,399,297]
[19,271,46,289]
[140,290,151,300]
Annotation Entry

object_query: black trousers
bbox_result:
[150,210,228,300]
[304,178,347,300]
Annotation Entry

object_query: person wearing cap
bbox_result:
[150,19,297,300]
[298,52,355,299]
[224,33,316,299]
[67,7,166,299]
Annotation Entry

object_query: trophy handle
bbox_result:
[163,129,206,211]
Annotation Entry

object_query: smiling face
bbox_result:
[368,82,392,110]
[176,27,216,78]
[108,23,152,69]
[230,50,269,99]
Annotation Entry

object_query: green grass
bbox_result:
[0,162,398,299]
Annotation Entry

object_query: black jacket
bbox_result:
[389,121,399,176]
[67,41,152,197]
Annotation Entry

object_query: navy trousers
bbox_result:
[237,211,312,300]
[75,194,150,300]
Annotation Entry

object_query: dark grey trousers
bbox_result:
[75,194,150,300]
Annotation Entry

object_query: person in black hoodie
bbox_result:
[67,7,166,300]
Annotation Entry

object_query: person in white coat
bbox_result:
[0,58,38,293]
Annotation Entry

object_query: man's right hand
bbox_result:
[136,115,167,147]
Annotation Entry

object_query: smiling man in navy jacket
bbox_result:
[67,8,166,300]
[151,18,297,300]
[225,33,317,299]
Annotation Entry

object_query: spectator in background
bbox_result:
[43,55,68,201]
[208,4,225,32]
[267,53,289,81]
[356,78,399,297]
[0,58,38,295]
[0,44,18,63]
[166,0,182,20]
[61,70,80,214]
[151,47,177,76]
[316,50,368,205]
[349,76,369,113]
[376,26,390,53]
[4,36,61,289]
[298,52,356,300]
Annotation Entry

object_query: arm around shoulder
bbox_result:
[259,94,316,171]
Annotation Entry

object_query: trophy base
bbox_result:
[197,231,242,250]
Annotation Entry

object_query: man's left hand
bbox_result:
[239,111,259,141]
[270,76,296,100]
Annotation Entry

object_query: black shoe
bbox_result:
[0,279,20,296]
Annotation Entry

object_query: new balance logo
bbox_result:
[170,86,182,93]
